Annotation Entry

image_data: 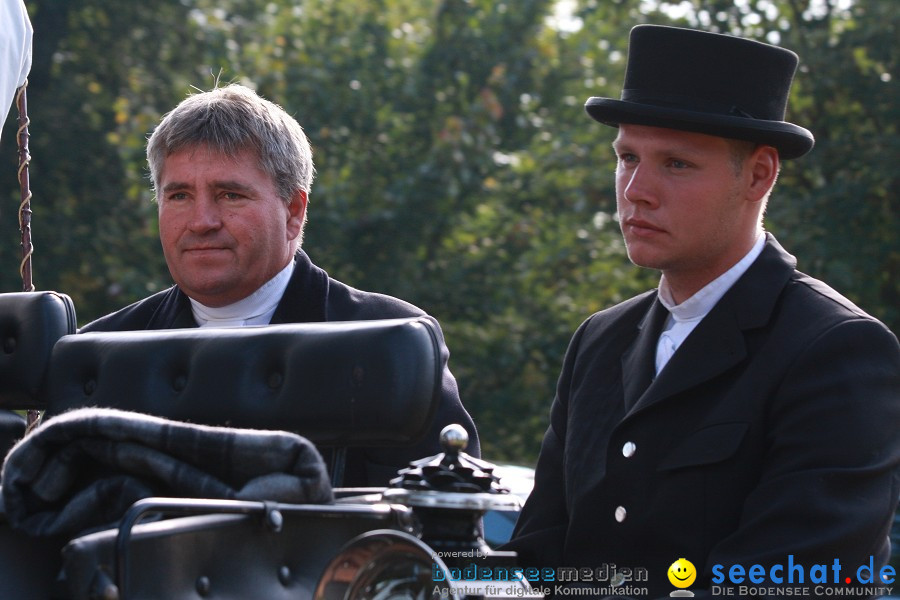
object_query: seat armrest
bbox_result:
[0,292,76,409]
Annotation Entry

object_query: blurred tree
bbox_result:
[0,0,204,313]
[769,0,899,333]
[0,0,894,464]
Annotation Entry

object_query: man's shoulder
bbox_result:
[728,240,897,352]
[580,289,658,331]
[786,270,879,321]
[288,251,429,323]
[79,288,177,332]
[561,289,659,355]
[777,270,898,346]
[325,278,427,321]
[749,234,891,331]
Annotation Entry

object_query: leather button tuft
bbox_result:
[267,371,283,389]
[172,374,187,392]
[196,576,211,596]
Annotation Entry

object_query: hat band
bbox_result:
[621,89,756,119]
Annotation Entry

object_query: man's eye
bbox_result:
[669,159,690,169]
[222,192,245,200]
[167,192,188,201]
[618,153,637,164]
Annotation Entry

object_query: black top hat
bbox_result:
[585,25,814,159]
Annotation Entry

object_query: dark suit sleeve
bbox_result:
[705,317,900,584]
[503,319,592,566]
[503,413,568,566]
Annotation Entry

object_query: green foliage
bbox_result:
[768,0,899,330]
[0,0,895,465]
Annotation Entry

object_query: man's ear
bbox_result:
[747,145,780,203]
[286,189,307,240]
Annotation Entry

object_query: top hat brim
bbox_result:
[585,97,814,159]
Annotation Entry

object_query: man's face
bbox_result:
[613,124,763,299]
[157,146,306,307]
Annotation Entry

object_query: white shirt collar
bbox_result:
[658,233,766,321]
[655,233,765,374]
[189,260,295,328]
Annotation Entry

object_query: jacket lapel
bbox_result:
[626,233,797,416]
[636,304,746,410]
[621,297,669,410]
[270,250,329,324]
[145,287,196,329]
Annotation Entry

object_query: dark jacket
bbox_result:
[506,234,900,598]
[80,250,480,488]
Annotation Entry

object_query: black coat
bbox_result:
[80,250,480,488]
[506,235,900,598]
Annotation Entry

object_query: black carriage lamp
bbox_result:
[314,425,536,599]
[384,423,522,555]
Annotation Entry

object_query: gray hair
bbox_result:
[147,84,315,203]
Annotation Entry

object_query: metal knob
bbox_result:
[439,424,468,453]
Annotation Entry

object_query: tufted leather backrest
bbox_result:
[41,318,442,447]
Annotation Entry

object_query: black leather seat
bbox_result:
[0,410,24,461]
[0,291,76,600]
[0,291,76,407]
[0,292,444,598]
[0,291,76,459]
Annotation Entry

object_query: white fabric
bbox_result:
[0,0,33,142]
[655,233,765,374]
[190,260,295,327]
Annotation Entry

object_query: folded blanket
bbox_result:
[1,407,334,537]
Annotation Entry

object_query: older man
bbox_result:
[81,84,480,487]
[507,25,899,598]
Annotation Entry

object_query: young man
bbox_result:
[81,84,480,487]
[507,25,899,598]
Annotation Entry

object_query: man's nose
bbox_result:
[622,164,659,208]
[187,196,222,232]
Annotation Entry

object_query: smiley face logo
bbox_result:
[667,558,696,589]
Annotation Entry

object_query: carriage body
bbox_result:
[0,292,535,599]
